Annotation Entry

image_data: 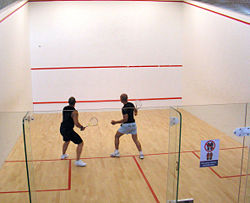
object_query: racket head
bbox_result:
[134,100,142,109]
[87,117,98,127]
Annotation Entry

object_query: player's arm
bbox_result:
[72,110,85,131]
[111,114,128,125]
[134,107,138,116]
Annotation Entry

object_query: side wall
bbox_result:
[183,0,250,105]
[29,1,183,111]
[182,0,249,143]
[0,0,32,167]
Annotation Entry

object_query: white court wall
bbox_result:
[0,0,249,167]
[181,103,249,144]
[182,1,249,144]
[0,0,32,167]
[182,0,250,105]
[32,67,183,111]
[0,0,32,111]
[29,1,183,111]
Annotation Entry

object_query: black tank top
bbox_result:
[61,105,75,129]
[122,102,135,123]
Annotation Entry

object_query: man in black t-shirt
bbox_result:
[60,97,87,167]
[111,94,144,159]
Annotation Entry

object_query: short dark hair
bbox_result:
[120,93,128,102]
[68,97,76,105]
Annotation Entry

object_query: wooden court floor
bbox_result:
[0,109,248,203]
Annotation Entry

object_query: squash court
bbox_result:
[0,108,248,203]
[0,1,249,202]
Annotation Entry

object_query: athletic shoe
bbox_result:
[75,160,87,167]
[139,154,144,159]
[61,154,69,160]
[110,151,120,158]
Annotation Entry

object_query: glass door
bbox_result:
[22,112,37,203]
[166,107,182,202]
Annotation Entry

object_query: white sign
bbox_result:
[234,127,250,137]
[200,139,220,168]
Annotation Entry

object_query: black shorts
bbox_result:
[60,127,83,144]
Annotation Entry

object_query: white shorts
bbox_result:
[118,123,137,135]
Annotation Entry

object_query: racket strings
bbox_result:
[89,117,98,126]
[135,100,142,109]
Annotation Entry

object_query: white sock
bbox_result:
[115,149,119,153]
[139,151,143,155]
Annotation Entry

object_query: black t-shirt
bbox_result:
[122,102,135,123]
[60,105,75,129]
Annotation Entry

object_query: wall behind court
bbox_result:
[29,1,183,111]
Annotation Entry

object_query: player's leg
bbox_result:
[71,130,86,167]
[75,141,86,167]
[115,131,124,150]
[131,134,144,159]
[131,134,141,151]
[60,128,70,159]
[61,141,70,159]
[76,142,83,161]
[111,131,124,157]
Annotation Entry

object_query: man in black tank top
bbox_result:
[60,97,87,167]
[110,94,144,159]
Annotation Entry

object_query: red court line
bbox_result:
[191,151,249,178]
[0,185,69,194]
[1,0,248,28]
[33,97,182,104]
[0,1,28,24]
[28,0,249,25]
[29,0,183,2]
[31,66,127,70]
[0,188,67,193]
[192,151,222,178]
[191,151,200,159]
[3,146,247,193]
[68,159,71,190]
[221,174,250,179]
[0,190,28,194]
[132,156,160,203]
[190,146,246,153]
[6,147,243,163]
[6,158,63,162]
[220,146,247,151]
[5,146,244,163]
[5,155,135,163]
[183,1,250,25]
[31,64,183,70]
[36,188,69,192]
[209,167,222,179]
[1,159,71,194]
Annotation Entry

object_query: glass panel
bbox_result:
[239,103,250,203]
[166,107,182,202]
[178,103,247,202]
[245,141,250,203]
[245,103,250,203]
[25,107,171,202]
[0,111,30,202]
[22,112,37,203]
[4,103,246,202]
